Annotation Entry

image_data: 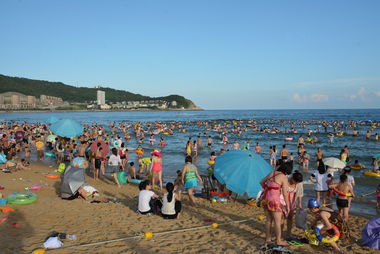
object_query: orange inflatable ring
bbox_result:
[210,191,229,196]
[135,150,144,155]
[45,174,59,179]
[332,188,353,197]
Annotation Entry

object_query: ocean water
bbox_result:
[1,109,379,216]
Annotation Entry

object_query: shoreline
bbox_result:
[0,108,203,114]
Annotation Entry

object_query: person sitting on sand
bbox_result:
[137,180,160,215]
[182,155,203,207]
[174,170,183,200]
[16,158,30,170]
[161,182,181,219]
[329,174,354,222]
[307,198,341,253]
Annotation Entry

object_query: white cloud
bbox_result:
[292,93,329,103]
[349,87,367,101]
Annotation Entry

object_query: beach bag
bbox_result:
[117,171,127,185]
[43,237,63,249]
[295,209,308,229]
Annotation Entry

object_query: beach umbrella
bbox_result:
[71,157,89,169]
[90,140,109,158]
[50,119,83,138]
[45,116,60,124]
[46,134,57,143]
[60,166,85,195]
[214,150,273,197]
[323,157,346,169]
[361,217,380,250]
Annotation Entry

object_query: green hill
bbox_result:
[0,74,199,109]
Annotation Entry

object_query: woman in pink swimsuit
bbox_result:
[260,163,292,246]
[150,150,163,190]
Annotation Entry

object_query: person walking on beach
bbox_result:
[310,163,331,206]
[182,155,203,207]
[260,163,291,246]
[329,174,354,222]
[150,150,163,190]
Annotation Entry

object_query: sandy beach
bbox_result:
[0,162,376,254]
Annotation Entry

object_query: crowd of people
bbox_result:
[0,118,379,252]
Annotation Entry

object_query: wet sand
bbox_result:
[0,162,377,254]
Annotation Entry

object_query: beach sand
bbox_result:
[0,162,376,254]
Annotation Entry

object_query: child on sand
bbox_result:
[329,174,355,222]
[307,198,343,253]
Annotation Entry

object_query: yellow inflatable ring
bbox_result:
[314,224,340,243]
[349,165,363,170]
[207,160,215,165]
[364,171,380,177]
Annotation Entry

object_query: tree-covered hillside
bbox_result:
[0,74,197,109]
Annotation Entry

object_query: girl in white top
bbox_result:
[310,163,332,206]
[108,148,122,187]
[161,182,181,219]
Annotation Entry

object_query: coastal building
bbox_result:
[97,90,105,105]
[0,92,37,109]
[40,95,63,106]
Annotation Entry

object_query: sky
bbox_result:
[0,0,379,109]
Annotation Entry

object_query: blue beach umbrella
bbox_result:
[50,119,83,138]
[214,150,273,197]
[45,116,60,124]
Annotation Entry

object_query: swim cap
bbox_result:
[307,198,319,208]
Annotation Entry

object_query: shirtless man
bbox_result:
[207,136,212,148]
[94,143,103,180]
[315,148,324,167]
[280,144,289,161]
[329,174,355,222]
[77,141,87,157]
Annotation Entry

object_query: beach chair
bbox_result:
[200,174,217,199]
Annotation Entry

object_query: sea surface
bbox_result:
[1,109,379,216]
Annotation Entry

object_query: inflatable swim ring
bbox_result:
[332,188,353,197]
[45,151,55,157]
[285,137,293,141]
[314,224,340,243]
[135,150,144,156]
[210,191,229,196]
[129,179,142,185]
[45,174,59,179]
[7,192,38,205]
[207,160,215,166]
[336,132,344,136]
[0,154,7,164]
[163,132,169,135]
[349,165,363,170]
[364,171,380,177]
[305,138,313,143]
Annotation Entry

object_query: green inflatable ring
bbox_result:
[7,192,38,205]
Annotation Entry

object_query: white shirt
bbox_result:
[312,170,330,191]
[138,190,155,212]
[108,154,121,166]
[347,175,355,188]
[162,193,176,215]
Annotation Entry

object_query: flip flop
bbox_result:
[288,240,303,246]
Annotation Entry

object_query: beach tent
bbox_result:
[50,119,83,138]
[60,166,85,197]
[361,217,380,250]
[214,150,273,197]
